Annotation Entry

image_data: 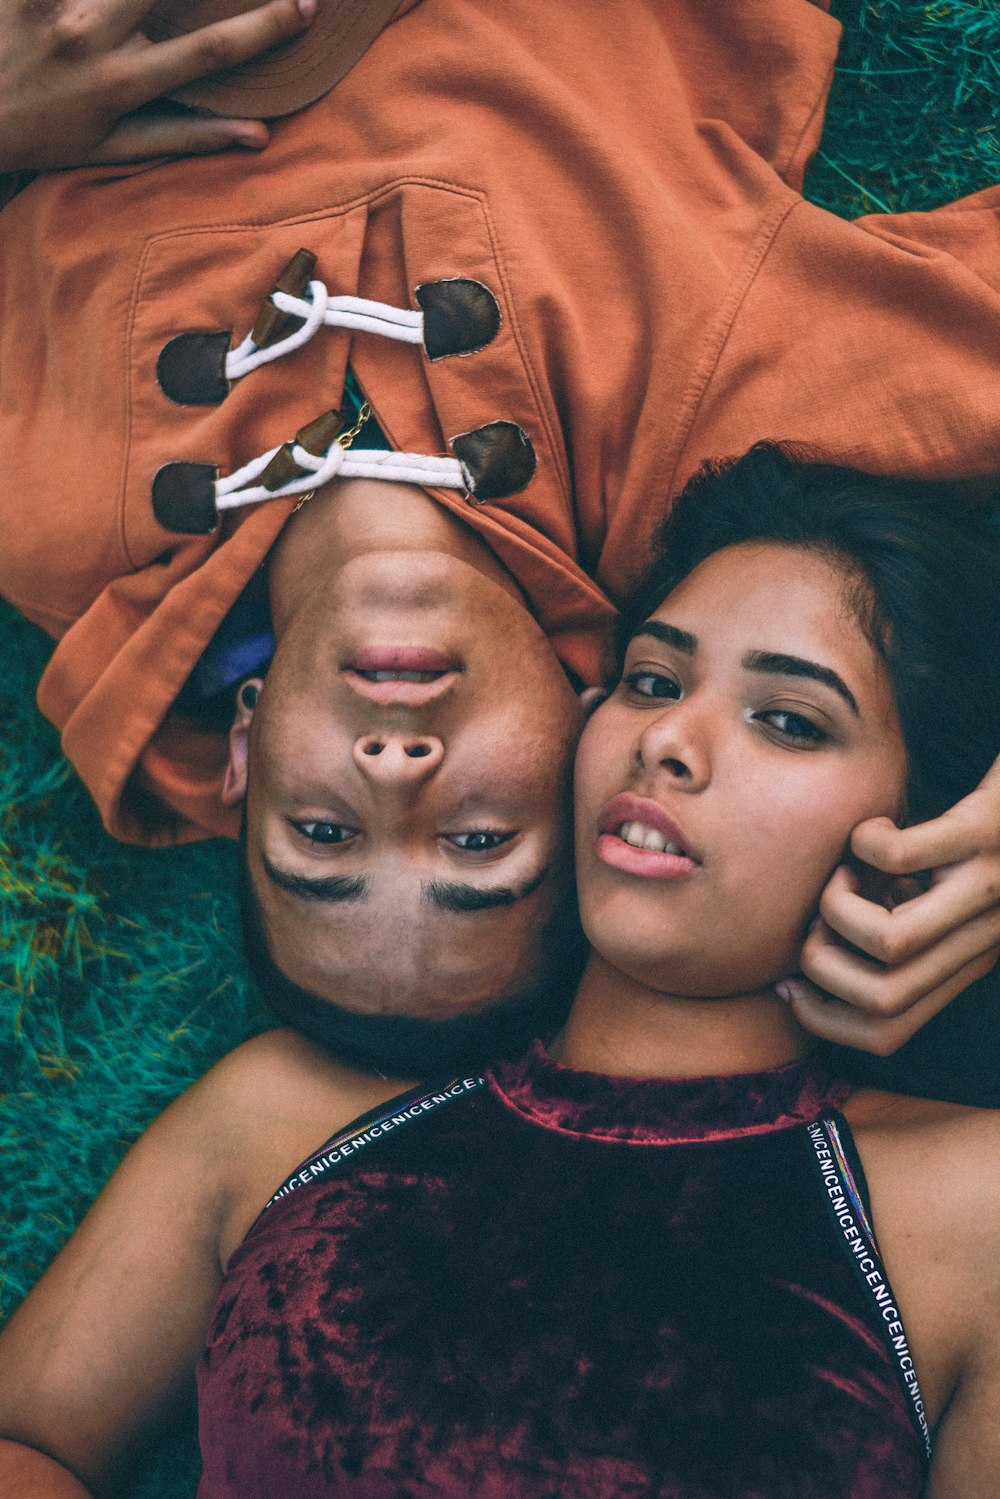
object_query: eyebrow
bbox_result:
[260,854,550,912]
[261,854,373,904]
[424,865,551,914]
[743,650,859,715]
[631,620,697,653]
[631,621,859,716]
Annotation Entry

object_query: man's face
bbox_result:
[233,547,583,1021]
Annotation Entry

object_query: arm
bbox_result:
[0,0,315,174]
[778,756,1000,1055]
[928,1346,1000,1499]
[922,1108,1000,1497]
[0,1443,92,1497]
[0,1072,232,1496]
[0,1028,395,1496]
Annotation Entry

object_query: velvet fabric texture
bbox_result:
[197,1045,925,1496]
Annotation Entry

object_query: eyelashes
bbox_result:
[290,823,516,851]
[620,669,830,747]
[292,822,357,844]
[446,830,515,852]
[621,670,680,700]
[754,709,828,746]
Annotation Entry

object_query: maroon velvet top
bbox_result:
[197,1043,928,1497]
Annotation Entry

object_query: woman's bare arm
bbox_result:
[0,1442,93,1497]
[923,1112,1000,1497]
[0,1064,236,1494]
[0,1028,400,1495]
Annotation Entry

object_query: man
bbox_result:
[2,0,1000,1060]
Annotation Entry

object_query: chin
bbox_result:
[615,940,801,1000]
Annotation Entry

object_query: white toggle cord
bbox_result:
[225,281,424,380]
[215,438,468,512]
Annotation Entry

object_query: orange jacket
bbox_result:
[2,0,999,845]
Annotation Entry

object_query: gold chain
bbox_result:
[337,401,372,449]
[292,402,373,513]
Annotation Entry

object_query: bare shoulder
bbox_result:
[843,1087,1000,1434]
[201,1028,415,1259]
[201,1026,413,1143]
[845,1088,1000,1255]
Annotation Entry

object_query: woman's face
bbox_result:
[574,542,908,998]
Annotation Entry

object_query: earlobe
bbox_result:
[221,678,263,808]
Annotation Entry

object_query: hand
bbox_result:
[0,0,315,173]
[779,757,1000,1055]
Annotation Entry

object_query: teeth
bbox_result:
[363,669,440,683]
[617,820,684,856]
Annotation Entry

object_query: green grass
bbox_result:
[3,1,1000,1489]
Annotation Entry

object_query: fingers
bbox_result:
[851,812,974,876]
[109,0,315,110]
[780,947,999,1055]
[87,109,270,162]
[799,907,1000,1020]
[851,753,1000,876]
[819,860,1000,968]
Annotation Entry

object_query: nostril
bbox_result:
[363,742,384,756]
[405,744,432,758]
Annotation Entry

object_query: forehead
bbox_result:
[648,543,878,672]
[254,867,553,1016]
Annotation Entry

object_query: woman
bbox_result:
[2,445,998,1496]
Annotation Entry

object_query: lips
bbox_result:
[595,793,700,879]
[345,646,461,674]
[342,645,462,707]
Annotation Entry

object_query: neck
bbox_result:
[552,952,815,1079]
[267,477,522,633]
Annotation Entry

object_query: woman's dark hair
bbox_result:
[627,442,1000,827]
[626,442,1000,1103]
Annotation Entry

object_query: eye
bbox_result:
[756,709,827,746]
[446,830,516,853]
[291,821,357,844]
[622,670,681,700]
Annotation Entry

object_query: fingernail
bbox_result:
[231,124,269,149]
[298,0,317,18]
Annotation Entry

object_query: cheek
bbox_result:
[481,704,580,793]
[728,755,905,920]
[573,705,629,806]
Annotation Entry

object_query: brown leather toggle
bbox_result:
[152,462,221,534]
[258,408,346,491]
[250,248,317,349]
[156,249,316,407]
[451,421,537,502]
[156,330,233,407]
[415,278,501,361]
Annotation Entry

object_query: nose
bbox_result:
[352,732,445,786]
[635,700,711,790]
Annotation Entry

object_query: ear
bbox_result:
[579,685,609,717]
[221,678,264,808]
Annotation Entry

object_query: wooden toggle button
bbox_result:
[415,279,501,361]
[250,248,317,349]
[258,408,346,491]
[451,421,537,502]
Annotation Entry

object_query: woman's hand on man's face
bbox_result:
[777,754,1000,1056]
[0,0,314,174]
